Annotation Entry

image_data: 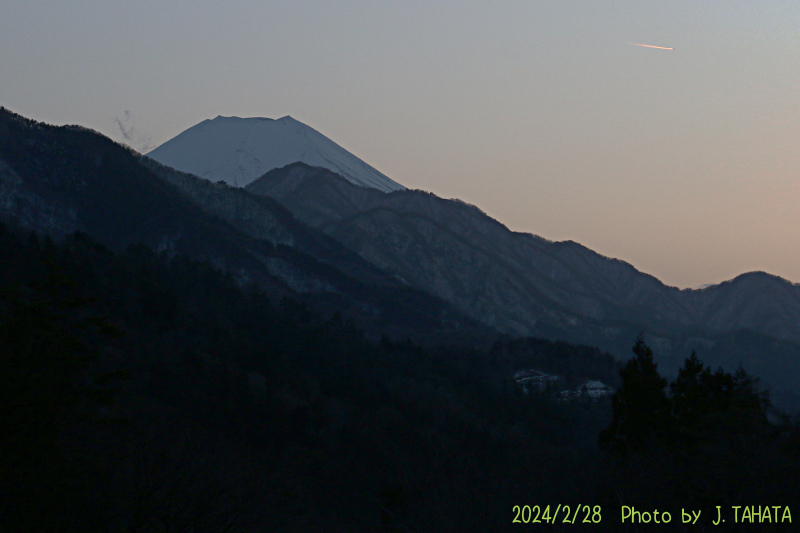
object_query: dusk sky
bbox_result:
[3,1,798,288]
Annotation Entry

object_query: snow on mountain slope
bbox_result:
[146,115,405,192]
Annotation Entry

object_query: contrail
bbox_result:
[631,43,674,50]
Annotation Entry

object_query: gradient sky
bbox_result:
[3,1,798,288]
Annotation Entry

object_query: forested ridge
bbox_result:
[0,223,611,530]
[0,106,498,350]
[1,223,799,531]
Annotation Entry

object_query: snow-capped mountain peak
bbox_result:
[146,115,405,192]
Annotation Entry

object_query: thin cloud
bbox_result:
[113,110,153,153]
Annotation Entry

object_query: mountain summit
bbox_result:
[146,115,405,192]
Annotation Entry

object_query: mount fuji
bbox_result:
[146,115,405,192]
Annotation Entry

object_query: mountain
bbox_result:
[247,162,800,342]
[247,162,800,403]
[0,107,493,347]
[2,108,799,530]
[6,106,800,405]
[146,115,405,192]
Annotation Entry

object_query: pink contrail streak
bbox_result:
[631,43,674,50]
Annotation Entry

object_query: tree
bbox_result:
[599,335,671,454]
[670,352,769,445]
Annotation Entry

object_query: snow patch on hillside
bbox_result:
[514,369,614,401]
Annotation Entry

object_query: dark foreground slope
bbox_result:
[248,162,800,405]
[0,107,494,347]
[1,223,798,532]
[0,222,612,531]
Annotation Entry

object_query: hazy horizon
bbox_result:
[3,1,798,288]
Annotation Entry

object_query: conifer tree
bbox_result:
[599,335,671,454]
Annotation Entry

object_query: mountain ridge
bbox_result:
[246,162,800,402]
[0,107,495,348]
[5,106,800,405]
[248,161,800,343]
